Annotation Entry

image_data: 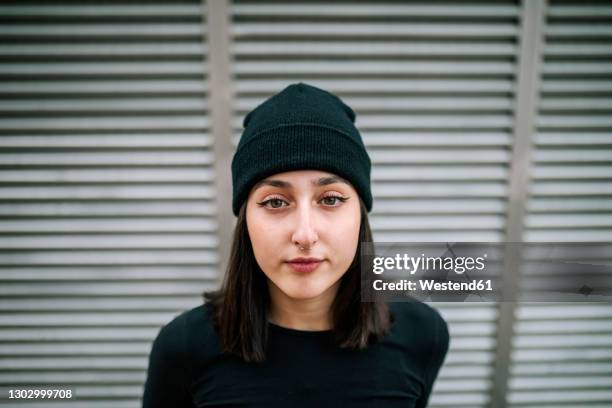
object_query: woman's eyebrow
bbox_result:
[253,176,349,191]
[315,176,349,187]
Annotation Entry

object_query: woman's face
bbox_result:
[246,170,361,302]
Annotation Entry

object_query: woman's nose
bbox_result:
[291,204,318,248]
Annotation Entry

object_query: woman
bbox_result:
[142,82,449,408]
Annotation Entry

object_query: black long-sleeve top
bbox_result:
[142,300,449,408]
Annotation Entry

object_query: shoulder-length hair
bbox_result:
[202,195,392,362]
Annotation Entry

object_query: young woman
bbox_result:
[142,83,449,408]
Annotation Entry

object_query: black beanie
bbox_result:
[231,82,373,217]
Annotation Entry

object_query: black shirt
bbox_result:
[142,300,449,408]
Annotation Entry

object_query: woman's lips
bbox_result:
[286,261,322,273]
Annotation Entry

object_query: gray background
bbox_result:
[1,0,611,407]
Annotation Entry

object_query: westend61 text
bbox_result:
[373,279,494,292]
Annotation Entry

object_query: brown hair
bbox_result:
[202,196,392,362]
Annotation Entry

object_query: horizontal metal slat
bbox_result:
[0,23,203,38]
[542,60,612,75]
[0,116,210,130]
[513,349,612,363]
[0,135,212,148]
[546,25,612,38]
[526,213,612,227]
[0,371,144,383]
[517,304,612,319]
[0,328,158,342]
[233,60,515,76]
[373,166,508,181]
[0,235,218,250]
[0,185,215,200]
[233,79,513,93]
[0,5,203,17]
[524,230,612,242]
[233,42,516,57]
[0,202,217,217]
[511,362,612,376]
[0,313,177,326]
[373,198,507,214]
[0,168,215,183]
[535,133,612,146]
[0,297,201,313]
[232,23,517,38]
[373,182,507,197]
[0,62,208,76]
[374,231,504,242]
[532,166,612,179]
[528,197,612,212]
[533,150,612,163]
[530,182,612,195]
[0,280,212,296]
[0,342,151,356]
[238,96,513,112]
[0,152,214,166]
[511,377,612,392]
[0,80,208,94]
[508,390,612,405]
[0,252,218,266]
[540,98,612,111]
[232,4,519,18]
[365,133,512,147]
[0,43,207,57]
[537,115,612,128]
[544,44,612,56]
[368,149,510,163]
[371,214,505,230]
[429,392,489,407]
[0,98,209,112]
[433,378,491,392]
[515,335,612,348]
[548,5,612,18]
[0,356,142,370]
[541,79,612,91]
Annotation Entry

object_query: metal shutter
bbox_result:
[0,2,216,407]
[231,1,520,407]
[508,1,612,407]
[2,1,610,407]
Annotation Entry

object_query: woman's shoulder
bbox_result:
[388,299,446,325]
[177,301,216,332]
[158,302,214,336]
[153,302,222,363]
[387,300,450,352]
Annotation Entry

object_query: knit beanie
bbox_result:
[231,82,373,217]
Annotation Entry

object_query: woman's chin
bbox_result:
[279,284,329,301]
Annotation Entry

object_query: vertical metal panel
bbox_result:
[508,0,612,407]
[206,0,235,286]
[492,1,547,407]
[0,1,215,407]
[230,1,521,407]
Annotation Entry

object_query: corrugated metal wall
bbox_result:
[0,0,610,407]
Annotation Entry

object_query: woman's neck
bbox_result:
[267,280,340,331]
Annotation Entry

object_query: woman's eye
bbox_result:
[321,196,347,206]
[260,198,287,209]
